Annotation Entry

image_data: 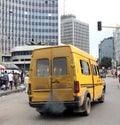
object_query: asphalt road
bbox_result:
[0,77,120,125]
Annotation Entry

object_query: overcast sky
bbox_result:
[59,0,120,58]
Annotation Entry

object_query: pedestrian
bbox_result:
[20,70,24,85]
[115,70,118,78]
[24,73,29,93]
[8,71,14,90]
[118,73,120,88]
[13,72,19,89]
[3,71,9,90]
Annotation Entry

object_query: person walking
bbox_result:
[115,70,118,78]
[13,72,19,89]
[3,71,9,90]
[20,70,24,85]
[118,73,120,88]
[8,71,14,90]
[24,73,29,93]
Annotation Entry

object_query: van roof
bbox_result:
[68,44,95,60]
[33,44,95,60]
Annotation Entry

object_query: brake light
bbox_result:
[74,81,80,93]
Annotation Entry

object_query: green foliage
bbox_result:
[99,57,112,69]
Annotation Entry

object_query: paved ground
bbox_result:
[0,85,25,97]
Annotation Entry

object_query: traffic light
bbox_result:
[97,21,102,31]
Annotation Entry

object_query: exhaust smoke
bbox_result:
[42,92,66,115]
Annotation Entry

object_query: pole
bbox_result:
[24,58,25,72]
[102,26,120,29]
[97,21,120,31]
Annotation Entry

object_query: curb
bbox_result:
[0,88,25,97]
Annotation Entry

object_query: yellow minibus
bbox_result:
[28,44,105,116]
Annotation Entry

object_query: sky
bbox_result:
[59,0,120,58]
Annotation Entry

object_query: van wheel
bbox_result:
[98,90,105,103]
[83,97,91,116]
[36,108,44,116]
[40,112,45,116]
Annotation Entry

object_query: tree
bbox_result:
[99,57,112,69]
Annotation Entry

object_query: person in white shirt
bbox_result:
[24,73,29,93]
[8,72,14,90]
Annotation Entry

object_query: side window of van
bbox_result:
[80,60,90,75]
[92,64,97,75]
[97,66,100,76]
[36,59,49,77]
[53,57,67,76]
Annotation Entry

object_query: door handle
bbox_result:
[97,80,100,82]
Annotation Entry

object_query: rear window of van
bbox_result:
[36,59,49,77]
[53,57,67,76]
[36,57,67,77]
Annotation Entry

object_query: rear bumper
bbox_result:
[29,96,81,111]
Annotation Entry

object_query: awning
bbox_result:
[2,63,19,70]
[0,64,6,70]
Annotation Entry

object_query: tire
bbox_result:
[40,112,45,116]
[36,108,45,116]
[98,90,105,103]
[83,97,91,116]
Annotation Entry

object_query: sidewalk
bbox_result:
[0,85,25,97]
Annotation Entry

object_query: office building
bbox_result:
[61,14,89,53]
[10,45,45,71]
[113,28,120,65]
[0,0,59,62]
[98,37,114,62]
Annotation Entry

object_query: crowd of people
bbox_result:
[0,70,29,91]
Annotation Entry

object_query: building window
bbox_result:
[45,1,48,4]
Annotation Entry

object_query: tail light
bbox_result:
[74,81,80,93]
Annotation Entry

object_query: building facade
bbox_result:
[61,14,89,53]
[0,0,59,62]
[9,45,45,71]
[98,37,114,62]
[113,28,120,65]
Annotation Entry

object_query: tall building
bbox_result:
[61,14,89,53]
[0,0,59,62]
[113,28,120,65]
[98,37,114,62]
